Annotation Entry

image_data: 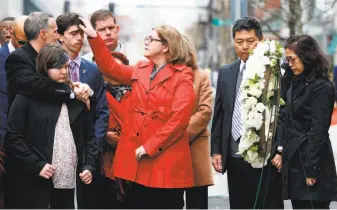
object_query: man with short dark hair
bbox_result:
[0,17,15,46]
[83,9,123,62]
[211,16,284,209]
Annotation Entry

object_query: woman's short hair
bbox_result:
[36,45,69,77]
[153,25,190,66]
[182,34,198,70]
[284,34,330,81]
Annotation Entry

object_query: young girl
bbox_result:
[4,45,97,209]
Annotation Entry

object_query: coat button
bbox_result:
[141,112,144,115]
[144,124,147,128]
[136,132,139,136]
[158,147,163,152]
[145,90,149,94]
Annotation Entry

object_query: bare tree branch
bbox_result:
[256,17,286,41]
[306,0,337,22]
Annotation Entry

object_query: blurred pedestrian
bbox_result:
[0,17,14,46]
[0,15,27,208]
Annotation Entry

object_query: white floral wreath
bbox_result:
[237,40,285,168]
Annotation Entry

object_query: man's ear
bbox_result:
[58,35,64,43]
[40,30,47,40]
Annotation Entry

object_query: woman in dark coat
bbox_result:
[277,35,337,209]
[4,45,97,209]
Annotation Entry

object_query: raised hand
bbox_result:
[78,17,97,38]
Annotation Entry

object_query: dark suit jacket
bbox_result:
[0,43,10,145]
[211,60,241,173]
[4,94,97,208]
[211,60,282,173]
[5,42,71,109]
[79,58,109,151]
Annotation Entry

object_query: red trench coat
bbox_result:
[88,36,195,188]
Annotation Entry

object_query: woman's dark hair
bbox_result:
[36,45,69,77]
[284,34,330,81]
[111,51,129,65]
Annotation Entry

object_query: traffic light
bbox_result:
[109,2,116,13]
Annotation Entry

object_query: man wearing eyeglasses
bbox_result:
[0,15,27,208]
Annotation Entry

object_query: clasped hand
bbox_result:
[72,82,92,110]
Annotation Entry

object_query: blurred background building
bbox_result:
[1,0,336,74]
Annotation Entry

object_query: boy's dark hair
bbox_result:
[90,9,116,29]
[232,16,263,39]
[56,13,83,35]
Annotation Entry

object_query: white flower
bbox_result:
[262,56,271,65]
[237,137,253,154]
[256,103,265,113]
[247,86,262,98]
[270,40,276,54]
[247,150,258,162]
[270,59,277,67]
[243,97,258,110]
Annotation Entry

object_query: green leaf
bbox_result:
[280,98,285,106]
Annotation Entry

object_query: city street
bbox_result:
[208,110,337,209]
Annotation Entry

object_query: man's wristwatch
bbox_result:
[276,146,283,155]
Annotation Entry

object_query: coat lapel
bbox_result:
[67,100,84,124]
[150,63,182,90]
[136,61,153,91]
[79,59,88,83]
[227,60,241,113]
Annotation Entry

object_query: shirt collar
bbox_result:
[239,60,246,73]
[70,55,81,67]
[8,40,16,53]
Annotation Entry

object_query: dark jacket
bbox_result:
[79,58,109,152]
[4,94,97,208]
[5,42,71,108]
[279,73,337,201]
[0,43,10,145]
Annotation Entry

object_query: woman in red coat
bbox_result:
[80,19,195,209]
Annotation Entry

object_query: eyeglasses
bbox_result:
[13,32,27,46]
[144,36,165,44]
[285,56,298,64]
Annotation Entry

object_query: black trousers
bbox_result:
[126,182,185,209]
[291,200,330,209]
[50,188,75,209]
[185,186,208,209]
[80,173,122,209]
[227,157,284,209]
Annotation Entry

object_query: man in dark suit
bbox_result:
[56,13,109,208]
[211,17,284,209]
[0,15,27,209]
[4,12,93,208]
